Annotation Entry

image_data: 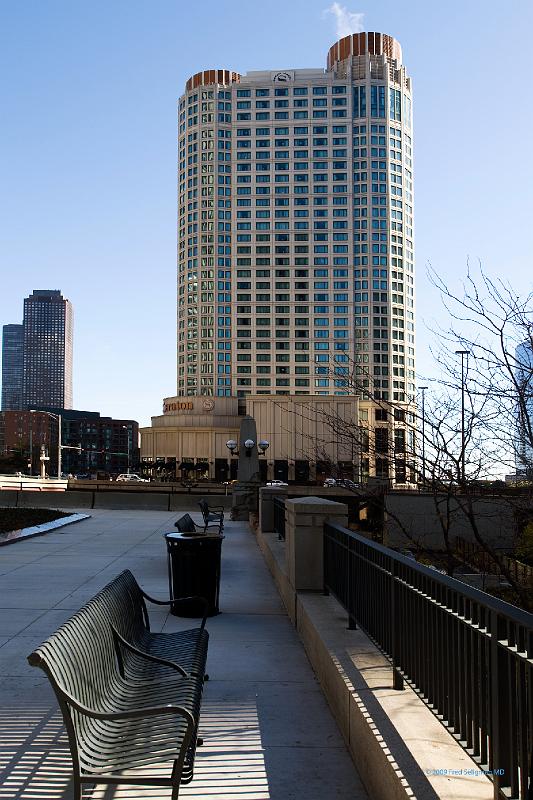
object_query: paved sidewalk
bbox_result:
[0,508,368,800]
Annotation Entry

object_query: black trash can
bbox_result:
[164,531,224,617]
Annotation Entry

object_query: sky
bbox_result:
[1,0,532,427]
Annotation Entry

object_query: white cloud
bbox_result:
[324,3,364,38]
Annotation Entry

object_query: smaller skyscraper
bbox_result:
[515,341,533,476]
[22,290,73,409]
[1,324,24,410]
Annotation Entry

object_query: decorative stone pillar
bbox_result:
[285,497,348,591]
[231,415,262,521]
[259,485,289,532]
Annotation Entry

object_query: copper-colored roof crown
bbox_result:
[185,69,241,93]
[327,31,402,71]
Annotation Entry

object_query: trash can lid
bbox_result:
[163,531,224,540]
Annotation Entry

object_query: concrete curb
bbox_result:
[0,513,91,546]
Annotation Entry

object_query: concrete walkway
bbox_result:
[0,508,369,800]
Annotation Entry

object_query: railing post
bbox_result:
[490,609,509,798]
[347,536,357,630]
[322,523,330,596]
[391,559,404,690]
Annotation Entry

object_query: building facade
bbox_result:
[22,290,73,409]
[142,394,365,482]
[140,394,417,484]
[141,32,416,484]
[177,32,414,407]
[0,409,139,477]
[1,324,24,410]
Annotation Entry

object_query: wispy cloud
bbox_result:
[323,3,364,38]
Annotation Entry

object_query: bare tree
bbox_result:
[285,267,533,608]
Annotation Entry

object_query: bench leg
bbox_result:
[171,763,181,800]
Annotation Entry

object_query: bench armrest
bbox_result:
[111,626,189,678]
[140,590,209,630]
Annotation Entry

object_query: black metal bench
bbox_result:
[198,498,224,533]
[175,512,221,536]
[103,569,209,681]
[27,570,208,799]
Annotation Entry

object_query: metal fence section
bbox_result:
[273,497,286,541]
[323,521,533,800]
[455,535,533,589]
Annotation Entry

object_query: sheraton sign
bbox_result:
[163,401,193,413]
[163,397,215,414]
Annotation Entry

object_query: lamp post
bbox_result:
[226,420,270,520]
[225,438,270,458]
[30,410,62,478]
[122,426,130,474]
[419,386,428,484]
[455,350,469,483]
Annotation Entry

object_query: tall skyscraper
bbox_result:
[1,324,24,411]
[177,32,414,407]
[22,290,73,409]
[142,31,416,484]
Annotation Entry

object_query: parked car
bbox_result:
[266,480,288,486]
[323,478,337,486]
[115,474,149,483]
[336,479,360,490]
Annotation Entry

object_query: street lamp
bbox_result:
[122,426,131,473]
[30,410,62,478]
[225,439,238,456]
[419,386,428,484]
[226,438,270,458]
[455,350,469,483]
[243,439,255,457]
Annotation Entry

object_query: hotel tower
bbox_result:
[142,32,416,484]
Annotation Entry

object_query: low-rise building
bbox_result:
[0,408,139,477]
[140,394,416,484]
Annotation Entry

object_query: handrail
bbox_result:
[323,521,533,800]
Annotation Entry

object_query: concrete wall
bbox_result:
[384,492,516,550]
[0,490,93,510]
[0,490,233,513]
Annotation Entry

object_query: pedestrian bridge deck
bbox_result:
[0,508,368,799]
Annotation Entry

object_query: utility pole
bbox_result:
[419,386,428,484]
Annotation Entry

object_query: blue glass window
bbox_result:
[353,86,366,118]
[390,89,402,121]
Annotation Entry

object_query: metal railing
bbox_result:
[323,521,533,800]
[273,497,286,541]
[455,536,533,589]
